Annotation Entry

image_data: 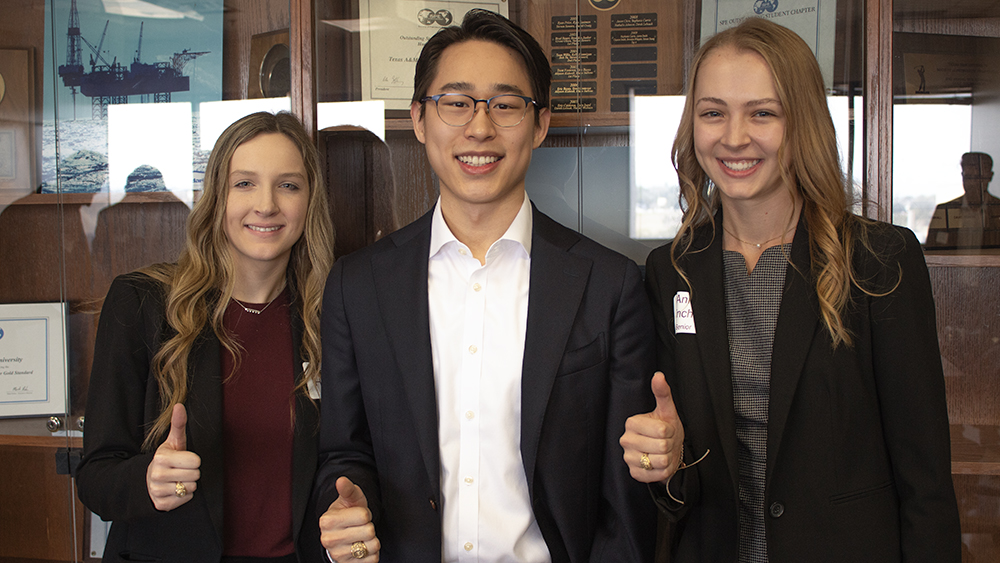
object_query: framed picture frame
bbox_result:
[358,0,509,111]
[0,302,68,418]
[0,48,35,202]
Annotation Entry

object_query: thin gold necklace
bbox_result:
[723,224,795,249]
[232,289,282,315]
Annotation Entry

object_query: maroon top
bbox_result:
[221,288,295,557]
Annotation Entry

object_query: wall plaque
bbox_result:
[553,64,598,80]
[248,30,291,99]
[612,13,657,28]
[523,0,683,125]
[553,81,598,96]
[552,32,598,47]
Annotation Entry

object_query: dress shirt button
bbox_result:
[473,283,482,292]
[465,410,475,420]
[459,248,467,255]
[769,502,785,518]
[464,476,474,484]
[464,542,474,551]
[468,344,477,354]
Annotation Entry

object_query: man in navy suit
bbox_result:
[314,10,663,562]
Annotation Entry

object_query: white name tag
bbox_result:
[674,291,696,334]
[304,362,322,400]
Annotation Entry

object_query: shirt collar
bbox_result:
[429,194,533,260]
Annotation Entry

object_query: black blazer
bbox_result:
[645,215,961,562]
[77,273,322,563]
[314,204,658,562]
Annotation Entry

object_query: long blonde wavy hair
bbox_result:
[140,111,334,450]
[671,18,876,348]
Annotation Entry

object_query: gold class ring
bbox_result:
[640,452,653,470]
[351,541,368,559]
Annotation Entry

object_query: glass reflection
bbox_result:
[318,100,386,141]
[892,104,972,244]
[108,103,192,203]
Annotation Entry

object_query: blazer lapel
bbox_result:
[519,209,592,492]
[289,313,317,545]
[684,221,740,491]
[371,210,441,497]
[766,215,819,484]
[185,329,225,546]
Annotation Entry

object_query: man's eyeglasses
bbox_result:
[420,93,539,128]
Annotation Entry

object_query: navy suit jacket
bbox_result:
[645,215,961,562]
[315,204,658,562]
[77,273,323,563]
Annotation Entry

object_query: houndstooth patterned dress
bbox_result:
[723,245,790,563]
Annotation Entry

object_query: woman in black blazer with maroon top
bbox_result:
[619,18,960,562]
[76,112,333,563]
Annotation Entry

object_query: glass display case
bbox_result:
[891,2,1000,560]
[0,0,996,560]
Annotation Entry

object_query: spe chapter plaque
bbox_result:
[524,0,683,125]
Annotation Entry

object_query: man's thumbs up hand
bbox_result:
[320,477,380,562]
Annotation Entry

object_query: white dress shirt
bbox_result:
[428,195,550,563]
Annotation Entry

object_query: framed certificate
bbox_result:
[701,0,837,89]
[0,303,68,418]
[359,0,509,110]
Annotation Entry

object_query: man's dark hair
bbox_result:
[411,9,551,121]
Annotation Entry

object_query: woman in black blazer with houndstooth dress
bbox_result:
[619,18,961,563]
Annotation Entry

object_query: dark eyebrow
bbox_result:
[436,81,527,96]
[437,81,475,93]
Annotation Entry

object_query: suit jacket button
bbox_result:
[429,498,438,511]
[769,502,785,518]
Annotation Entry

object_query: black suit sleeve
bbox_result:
[867,228,961,562]
[643,245,701,518]
[314,259,383,523]
[77,275,163,523]
[589,259,659,562]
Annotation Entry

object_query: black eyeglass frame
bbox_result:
[419,93,541,127]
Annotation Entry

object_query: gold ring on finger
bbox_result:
[175,481,187,497]
[351,540,368,559]
[640,452,653,470]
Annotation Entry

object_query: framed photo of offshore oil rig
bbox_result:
[41,0,223,195]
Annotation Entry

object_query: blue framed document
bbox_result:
[0,303,68,418]
[701,0,836,89]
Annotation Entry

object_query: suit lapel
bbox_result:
[766,215,819,484]
[185,329,225,546]
[684,222,740,491]
[371,210,441,497]
[519,209,592,492]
